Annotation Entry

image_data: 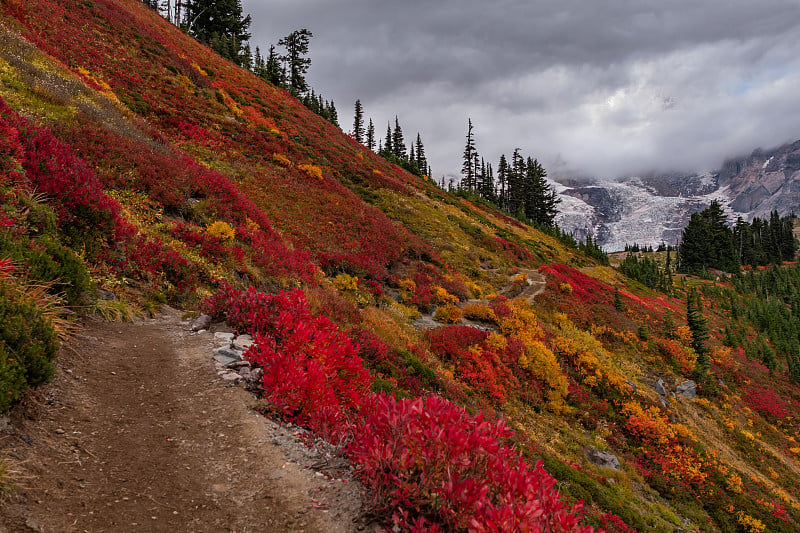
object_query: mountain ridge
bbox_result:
[555,138,800,250]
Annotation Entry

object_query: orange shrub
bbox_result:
[272,153,292,167]
[431,285,459,306]
[298,164,323,180]
[206,220,235,243]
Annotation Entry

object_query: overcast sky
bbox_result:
[242,0,800,181]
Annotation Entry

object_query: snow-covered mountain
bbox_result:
[554,140,800,251]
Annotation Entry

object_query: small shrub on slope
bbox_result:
[348,394,593,533]
[0,277,59,411]
[205,284,371,444]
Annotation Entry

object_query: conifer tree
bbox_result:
[687,289,710,379]
[366,119,376,151]
[678,201,737,273]
[415,133,427,175]
[353,100,364,144]
[507,149,525,216]
[278,29,313,95]
[392,116,406,160]
[523,157,559,227]
[496,154,509,210]
[381,122,393,157]
[185,0,252,66]
[264,45,283,86]
[462,119,476,191]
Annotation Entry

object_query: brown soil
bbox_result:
[0,308,370,533]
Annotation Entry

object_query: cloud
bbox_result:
[243,0,800,179]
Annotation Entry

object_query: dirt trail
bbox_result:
[0,308,364,533]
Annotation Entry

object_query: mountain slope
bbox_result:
[1,1,800,532]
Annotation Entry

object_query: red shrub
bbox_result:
[744,387,791,420]
[205,285,372,443]
[348,394,593,532]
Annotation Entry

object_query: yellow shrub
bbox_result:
[207,220,235,243]
[485,332,507,351]
[466,281,483,299]
[434,304,463,324]
[333,273,359,292]
[559,282,573,294]
[462,303,496,323]
[518,340,569,410]
[431,285,458,306]
[298,164,323,180]
[390,301,421,320]
[272,153,292,167]
[398,279,416,304]
[726,473,743,494]
[737,511,766,533]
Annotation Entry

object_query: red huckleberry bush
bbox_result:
[347,394,593,533]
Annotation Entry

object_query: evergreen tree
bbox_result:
[687,289,710,379]
[264,45,283,86]
[353,100,364,144]
[366,119,376,151]
[278,29,313,95]
[327,100,338,126]
[507,149,525,217]
[392,116,407,160]
[496,154,509,210]
[185,0,252,66]
[678,201,737,273]
[415,133,427,175]
[523,157,559,226]
[381,122,393,157]
[462,119,476,191]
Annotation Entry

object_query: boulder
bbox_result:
[585,446,620,470]
[232,334,254,351]
[676,380,697,399]
[191,314,212,332]
[654,378,666,397]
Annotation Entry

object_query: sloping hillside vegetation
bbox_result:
[1,1,799,531]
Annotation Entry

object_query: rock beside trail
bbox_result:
[585,446,621,470]
[191,314,212,332]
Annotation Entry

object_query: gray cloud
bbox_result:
[243,0,800,179]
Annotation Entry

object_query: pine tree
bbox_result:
[523,157,559,226]
[278,29,313,95]
[507,149,525,217]
[366,119,376,151]
[185,0,252,66]
[381,122,393,157]
[687,289,710,379]
[252,46,266,77]
[678,201,737,273]
[415,133,427,175]
[496,154,509,210]
[462,119,476,191]
[392,116,406,160]
[353,100,364,144]
[327,100,338,126]
[264,45,283,86]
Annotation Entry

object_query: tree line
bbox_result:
[677,201,797,273]
[349,100,430,178]
[456,119,560,228]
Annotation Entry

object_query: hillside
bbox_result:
[1,1,800,532]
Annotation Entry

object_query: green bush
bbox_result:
[0,280,59,412]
